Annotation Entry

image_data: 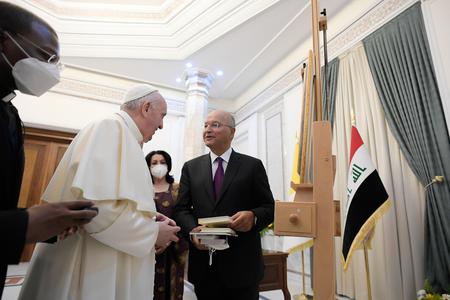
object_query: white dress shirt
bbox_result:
[210,147,232,180]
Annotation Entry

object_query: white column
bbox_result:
[183,68,214,160]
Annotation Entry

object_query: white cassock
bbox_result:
[18,110,158,300]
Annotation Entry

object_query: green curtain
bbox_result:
[321,58,340,125]
[363,2,450,293]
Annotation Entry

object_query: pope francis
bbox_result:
[18,84,180,300]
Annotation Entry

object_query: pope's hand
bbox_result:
[190,226,208,251]
[230,210,255,232]
[155,212,177,226]
[156,218,180,249]
[26,201,98,243]
[155,244,166,255]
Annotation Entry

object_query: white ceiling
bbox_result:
[20,0,357,100]
[59,0,168,5]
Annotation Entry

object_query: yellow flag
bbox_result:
[290,137,301,193]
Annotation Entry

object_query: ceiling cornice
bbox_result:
[29,0,191,22]
[17,0,280,59]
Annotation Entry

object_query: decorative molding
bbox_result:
[235,71,300,124]
[23,126,76,141]
[233,131,249,149]
[30,0,190,22]
[184,68,215,97]
[52,78,124,104]
[166,97,186,115]
[263,98,285,120]
[232,113,258,158]
[51,77,186,115]
[327,0,417,60]
[235,0,416,123]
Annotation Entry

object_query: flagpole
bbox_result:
[363,242,373,300]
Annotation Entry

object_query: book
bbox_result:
[200,227,236,235]
[190,227,237,237]
[198,216,232,227]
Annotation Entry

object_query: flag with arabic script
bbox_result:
[342,125,391,271]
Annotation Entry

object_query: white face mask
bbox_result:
[2,32,60,96]
[150,164,168,179]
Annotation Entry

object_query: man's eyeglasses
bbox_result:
[5,31,64,70]
[204,121,233,129]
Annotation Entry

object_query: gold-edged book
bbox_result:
[198,216,232,227]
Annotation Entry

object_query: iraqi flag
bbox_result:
[341,126,391,271]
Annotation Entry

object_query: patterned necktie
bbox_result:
[213,157,224,200]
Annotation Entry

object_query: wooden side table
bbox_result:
[259,250,291,300]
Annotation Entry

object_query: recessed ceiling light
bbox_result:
[185,62,193,68]
[176,77,182,83]
[216,70,223,76]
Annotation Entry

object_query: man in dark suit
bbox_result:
[174,110,274,300]
[0,2,97,297]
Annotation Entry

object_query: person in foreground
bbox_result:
[18,84,181,300]
[0,2,98,297]
[146,150,188,300]
[174,110,275,300]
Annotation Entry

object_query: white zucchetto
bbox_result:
[122,84,158,104]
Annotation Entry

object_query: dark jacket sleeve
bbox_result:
[250,159,275,231]
[0,210,28,264]
[173,163,198,240]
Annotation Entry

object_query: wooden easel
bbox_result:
[274,0,338,299]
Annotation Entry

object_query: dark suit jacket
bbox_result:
[174,150,274,288]
[0,100,28,297]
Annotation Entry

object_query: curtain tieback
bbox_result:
[424,176,444,189]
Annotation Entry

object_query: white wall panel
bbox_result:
[264,103,285,201]
[233,113,258,157]
[282,84,304,200]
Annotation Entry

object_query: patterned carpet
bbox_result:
[3,263,350,300]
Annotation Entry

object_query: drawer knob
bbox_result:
[289,214,299,224]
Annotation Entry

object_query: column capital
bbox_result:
[184,68,215,97]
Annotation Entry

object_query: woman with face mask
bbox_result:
[145,150,188,300]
